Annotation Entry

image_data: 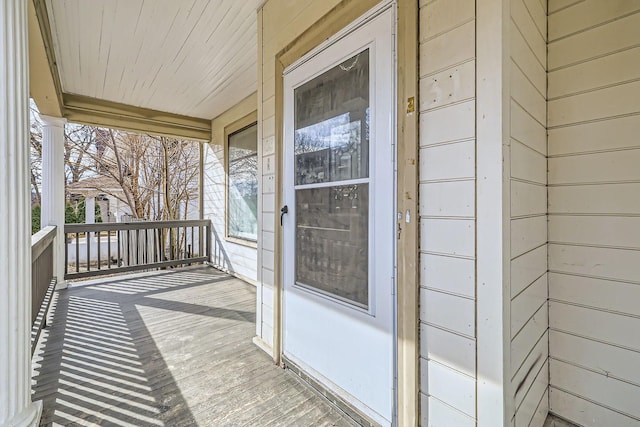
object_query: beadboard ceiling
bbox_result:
[46,0,259,120]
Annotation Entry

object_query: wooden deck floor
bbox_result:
[32,266,356,427]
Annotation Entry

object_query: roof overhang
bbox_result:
[28,0,260,141]
[62,94,211,142]
[29,0,62,117]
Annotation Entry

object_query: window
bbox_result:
[227,122,258,242]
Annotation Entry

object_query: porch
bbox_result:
[32,266,354,426]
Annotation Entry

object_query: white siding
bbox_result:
[548,1,640,425]
[418,0,477,424]
[509,0,548,425]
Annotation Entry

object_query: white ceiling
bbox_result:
[47,0,260,120]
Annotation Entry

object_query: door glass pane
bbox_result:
[295,184,369,307]
[294,50,369,185]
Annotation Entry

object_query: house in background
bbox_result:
[67,175,133,223]
[1,0,639,426]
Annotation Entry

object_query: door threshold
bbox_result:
[282,355,382,427]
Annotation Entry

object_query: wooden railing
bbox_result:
[31,225,57,355]
[64,219,212,280]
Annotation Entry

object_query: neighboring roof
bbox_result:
[67,176,124,194]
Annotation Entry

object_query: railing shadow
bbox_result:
[31,266,253,426]
[210,227,235,276]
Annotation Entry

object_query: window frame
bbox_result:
[224,112,258,247]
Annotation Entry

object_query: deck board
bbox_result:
[32,266,356,427]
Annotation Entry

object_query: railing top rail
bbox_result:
[32,225,57,260]
[64,219,211,233]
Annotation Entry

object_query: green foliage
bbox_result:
[32,205,41,235]
[65,199,103,224]
[65,202,77,224]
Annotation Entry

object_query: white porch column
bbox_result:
[40,114,67,288]
[85,195,96,225]
[85,194,95,244]
[113,197,121,222]
[0,0,43,425]
[476,0,512,425]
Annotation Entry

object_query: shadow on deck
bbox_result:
[32,266,355,426]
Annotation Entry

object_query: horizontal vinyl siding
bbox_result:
[509,0,548,425]
[548,1,640,425]
[418,0,477,424]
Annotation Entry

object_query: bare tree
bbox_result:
[29,111,43,206]
[76,129,200,222]
[153,136,200,221]
[29,102,200,227]
[64,124,95,185]
[29,105,96,205]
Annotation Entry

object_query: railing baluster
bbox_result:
[62,220,212,280]
[183,227,186,259]
[97,229,101,270]
[206,223,212,262]
[153,227,158,263]
[76,232,80,273]
[169,227,173,261]
[127,229,131,266]
[86,230,91,272]
[135,229,139,266]
[107,230,111,269]
[144,228,149,265]
[65,231,68,276]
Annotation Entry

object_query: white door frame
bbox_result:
[281,2,398,425]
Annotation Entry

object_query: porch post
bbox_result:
[476,0,512,425]
[0,0,43,425]
[85,195,96,224]
[113,197,121,222]
[85,194,95,242]
[40,114,67,288]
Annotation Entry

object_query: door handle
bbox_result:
[280,205,288,226]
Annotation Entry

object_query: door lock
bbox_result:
[280,205,289,226]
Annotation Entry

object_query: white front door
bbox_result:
[282,4,396,426]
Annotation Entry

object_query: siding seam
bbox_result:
[549,327,640,354]
[547,0,584,17]
[419,17,476,45]
[419,137,477,149]
[420,57,476,79]
[548,146,640,158]
[548,42,640,72]
[421,96,476,113]
[419,250,475,260]
[549,76,640,101]
[548,384,640,422]
[422,286,476,301]
[427,357,477,381]
[427,394,478,422]
[549,356,640,388]
[548,9,640,44]
[549,299,640,320]
[423,321,475,341]
[419,57,477,80]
